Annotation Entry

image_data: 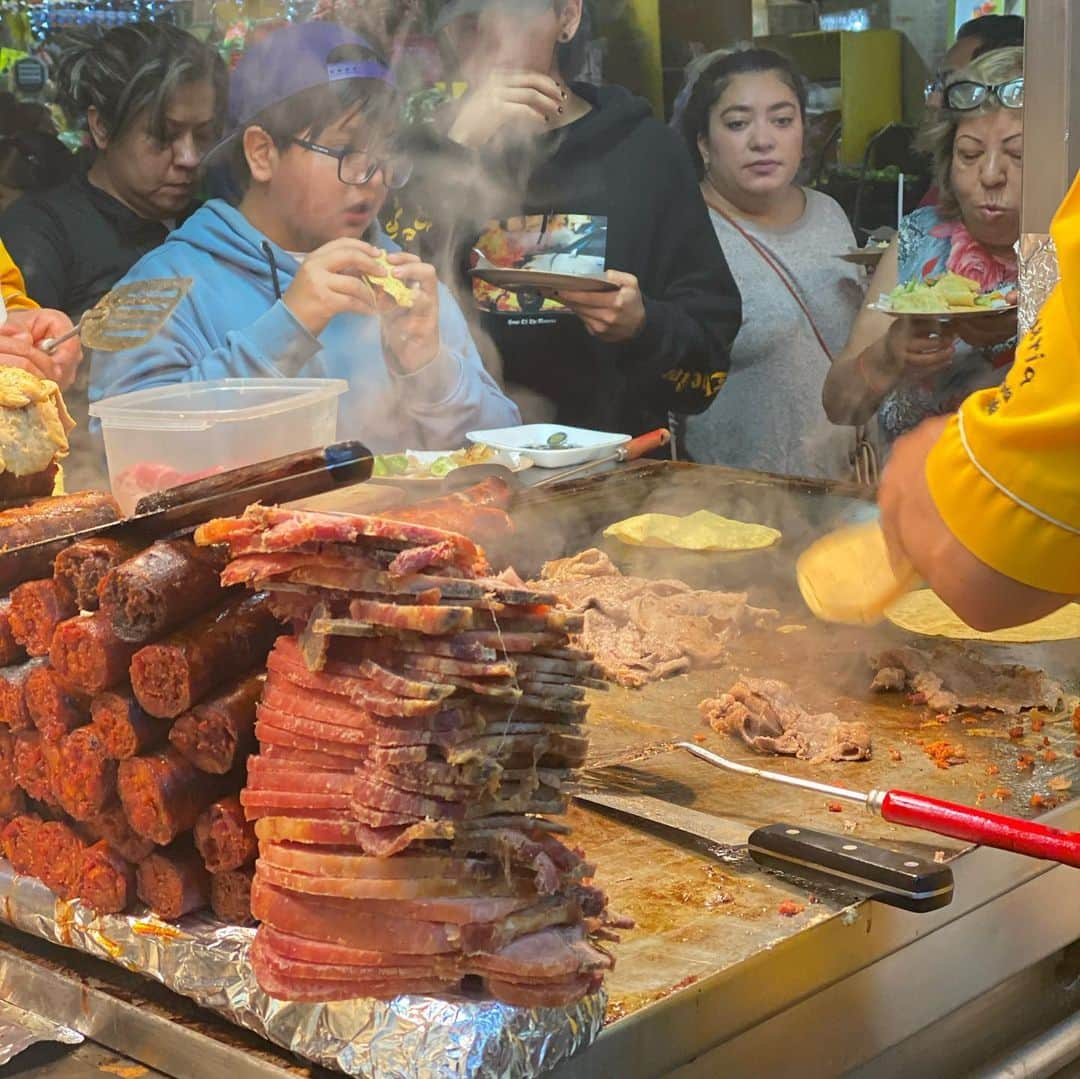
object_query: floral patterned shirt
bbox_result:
[879,205,1018,447]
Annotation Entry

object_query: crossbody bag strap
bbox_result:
[704,192,879,486]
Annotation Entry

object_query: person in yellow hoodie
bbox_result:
[0,239,81,388]
[880,174,1080,632]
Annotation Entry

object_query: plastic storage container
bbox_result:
[89,378,347,514]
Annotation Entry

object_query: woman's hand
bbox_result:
[0,309,83,389]
[380,252,440,374]
[954,306,1017,349]
[448,71,565,149]
[882,316,957,381]
[555,271,647,343]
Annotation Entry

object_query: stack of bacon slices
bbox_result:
[194,481,619,1007]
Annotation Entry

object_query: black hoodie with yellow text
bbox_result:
[388,82,742,435]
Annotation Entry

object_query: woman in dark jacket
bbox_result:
[387,0,741,434]
[0,23,225,488]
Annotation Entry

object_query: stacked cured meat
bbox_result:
[0,524,274,923]
[195,484,618,1007]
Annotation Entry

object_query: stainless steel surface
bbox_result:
[971,1009,1080,1079]
[0,932,309,1079]
[8,1039,168,1078]
[847,949,1080,1079]
[573,787,752,850]
[1021,1,1080,234]
[509,460,1080,1078]
[0,998,81,1066]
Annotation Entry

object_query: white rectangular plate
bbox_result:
[466,423,630,468]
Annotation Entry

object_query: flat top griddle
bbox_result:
[508,462,1079,1029]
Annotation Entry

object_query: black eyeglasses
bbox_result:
[289,137,414,189]
[945,78,1024,111]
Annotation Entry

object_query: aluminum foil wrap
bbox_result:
[0,998,82,1065]
[1019,233,1060,338]
[0,863,605,1076]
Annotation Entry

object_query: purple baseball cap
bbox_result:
[207,23,395,160]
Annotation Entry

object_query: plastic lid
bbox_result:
[89,378,348,432]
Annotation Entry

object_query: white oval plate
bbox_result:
[866,302,1018,320]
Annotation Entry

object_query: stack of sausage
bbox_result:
[194,483,618,1007]
[0,495,278,924]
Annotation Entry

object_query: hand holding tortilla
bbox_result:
[365,249,416,309]
[605,510,781,552]
[376,252,440,374]
[797,520,919,626]
[282,237,390,335]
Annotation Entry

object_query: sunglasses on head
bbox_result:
[945,77,1024,111]
[925,72,948,101]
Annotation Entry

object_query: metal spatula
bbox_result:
[42,276,193,354]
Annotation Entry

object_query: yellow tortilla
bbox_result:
[887,590,1080,643]
[603,509,781,552]
[0,367,75,477]
[368,250,415,308]
[797,521,919,626]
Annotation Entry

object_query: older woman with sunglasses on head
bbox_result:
[824,47,1023,450]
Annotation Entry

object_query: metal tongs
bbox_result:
[679,743,1080,869]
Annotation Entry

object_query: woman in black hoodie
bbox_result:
[388,0,741,434]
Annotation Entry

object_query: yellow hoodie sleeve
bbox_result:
[925,178,1080,597]
[0,240,37,313]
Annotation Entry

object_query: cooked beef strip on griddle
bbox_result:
[700,677,872,763]
[532,548,777,687]
[870,645,1065,715]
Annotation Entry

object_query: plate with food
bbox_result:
[468,267,619,294]
[466,423,630,469]
[372,444,532,482]
[837,241,890,266]
[868,272,1017,319]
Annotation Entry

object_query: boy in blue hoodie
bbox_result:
[89,23,519,452]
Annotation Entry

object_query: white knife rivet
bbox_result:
[785,829,800,836]
[843,844,858,851]
[904,861,920,868]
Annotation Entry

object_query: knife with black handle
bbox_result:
[574,788,953,913]
[747,823,953,913]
